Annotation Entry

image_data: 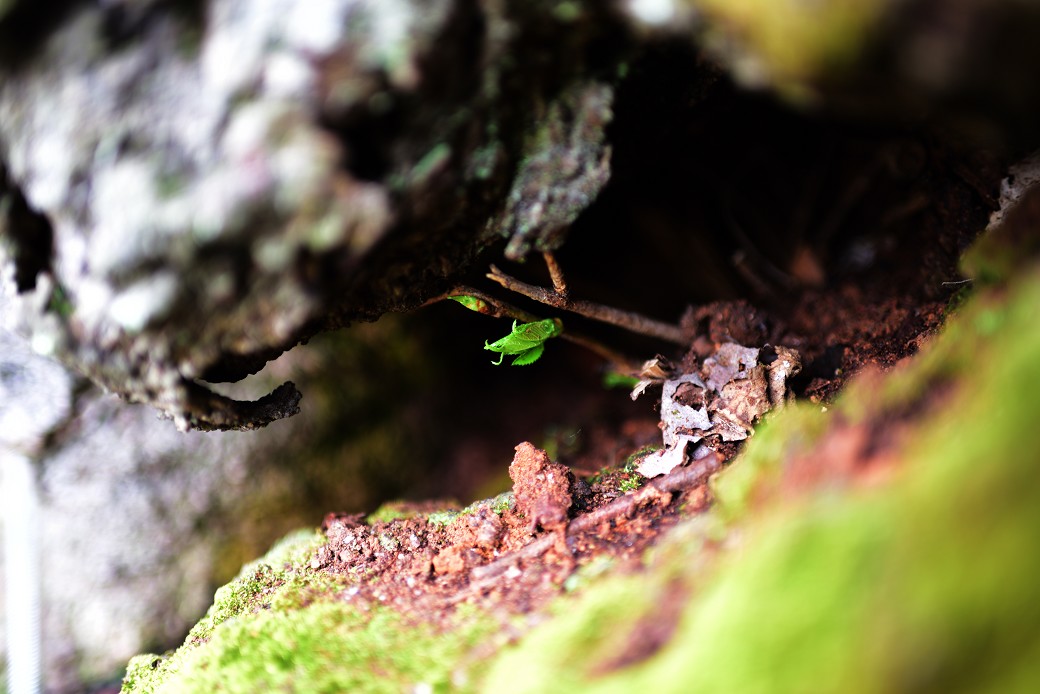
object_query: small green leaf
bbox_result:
[510,343,545,366]
[484,318,562,366]
[449,295,490,313]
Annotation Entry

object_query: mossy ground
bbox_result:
[123,528,497,693]
[125,244,1040,692]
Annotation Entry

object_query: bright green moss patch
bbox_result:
[124,530,327,692]
[123,526,496,693]
[365,502,421,525]
[488,492,514,515]
[127,602,495,694]
[189,530,326,641]
[426,509,461,527]
[445,492,515,521]
[150,603,494,694]
[483,266,1040,692]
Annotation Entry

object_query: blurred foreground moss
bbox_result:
[691,0,890,93]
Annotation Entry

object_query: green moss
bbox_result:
[960,214,1040,286]
[585,446,656,492]
[489,492,514,515]
[191,530,325,640]
[377,532,400,553]
[449,492,515,520]
[128,246,1040,692]
[127,601,495,694]
[365,502,420,525]
[484,517,717,693]
[123,530,325,692]
[623,445,659,468]
[482,266,1040,692]
[426,510,460,527]
[585,446,657,490]
[562,555,616,594]
[152,604,493,694]
[616,475,643,493]
[123,527,497,693]
[621,445,656,477]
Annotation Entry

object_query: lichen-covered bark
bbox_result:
[0,0,648,430]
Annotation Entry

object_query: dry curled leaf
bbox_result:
[637,342,801,477]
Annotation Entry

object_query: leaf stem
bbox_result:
[542,251,569,297]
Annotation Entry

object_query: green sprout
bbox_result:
[448,295,490,313]
[484,318,563,366]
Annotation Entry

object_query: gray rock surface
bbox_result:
[0,319,439,692]
[0,0,630,430]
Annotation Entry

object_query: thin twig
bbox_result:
[468,534,556,583]
[486,266,686,345]
[424,286,539,322]
[542,251,569,297]
[568,452,722,534]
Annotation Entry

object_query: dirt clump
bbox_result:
[314,440,719,631]
[509,442,573,534]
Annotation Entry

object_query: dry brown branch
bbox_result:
[486,265,685,345]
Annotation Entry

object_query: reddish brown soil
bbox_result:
[305,280,956,650]
[313,273,986,643]
[308,276,970,638]
[314,439,716,622]
[304,90,1002,650]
